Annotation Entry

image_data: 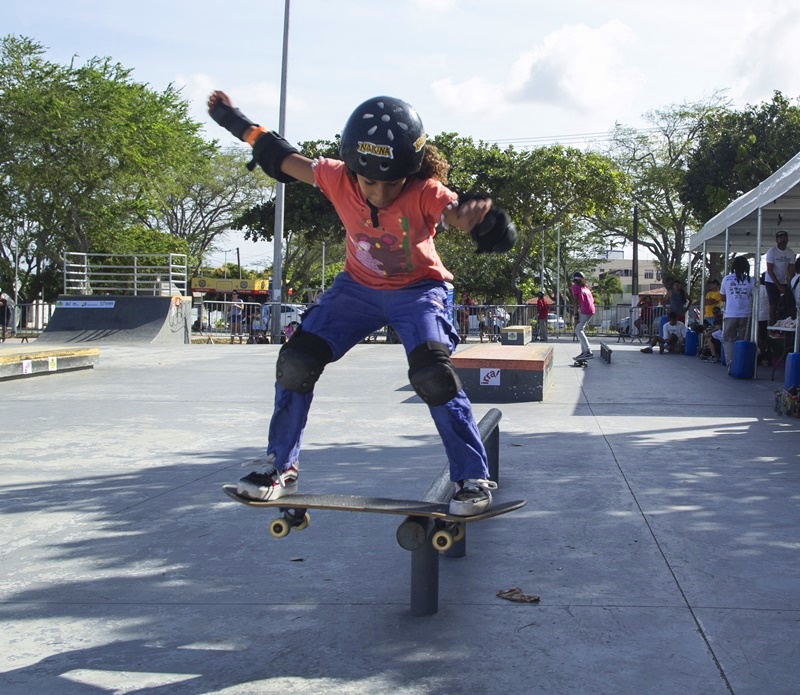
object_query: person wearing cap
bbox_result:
[535,291,549,342]
[765,230,796,324]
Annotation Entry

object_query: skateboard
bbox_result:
[222,485,526,552]
[572,358,588,368]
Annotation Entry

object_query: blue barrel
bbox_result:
[730,340,757,379]
[785,352,800,390]
[684,330,699,356]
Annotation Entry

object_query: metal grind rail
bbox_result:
[396,408,503,616]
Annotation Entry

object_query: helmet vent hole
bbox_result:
[381,115,390,122]
[377,101,385,109]
[367,126,377,135]
[362,113,374,120]
[387,129,394,141]
[379,163,390,172]
[397,122,408,130]
[359,156,368,167]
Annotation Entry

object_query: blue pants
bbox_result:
[267,273,489,482]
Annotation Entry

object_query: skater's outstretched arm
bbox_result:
[207,90,315,185]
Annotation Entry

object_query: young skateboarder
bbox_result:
[208,91,516,515]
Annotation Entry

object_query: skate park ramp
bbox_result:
[36,295,192,344]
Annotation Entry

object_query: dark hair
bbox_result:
[731,255,750,282]
[668,311,677,320]
[415,143,449,183]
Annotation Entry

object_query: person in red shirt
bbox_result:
[536,291,549,342]
[209,91,516,515]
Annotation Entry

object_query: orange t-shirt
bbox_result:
[313,158,457,289]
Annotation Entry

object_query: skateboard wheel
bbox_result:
[269,517,291,539]
[452,523,465,542]
[293,512,311,531]
[432,529,454,552]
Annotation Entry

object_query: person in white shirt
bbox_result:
[765,230,796,324]
[720,256,755,372]
[640,312,687,354]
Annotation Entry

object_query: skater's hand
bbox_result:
[207,90,233,115]
[446,197,493,232]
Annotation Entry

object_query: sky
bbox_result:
[6,0,800,269]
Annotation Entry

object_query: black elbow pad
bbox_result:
[247,131,300,183]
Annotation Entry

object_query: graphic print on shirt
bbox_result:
[350,216,414,277]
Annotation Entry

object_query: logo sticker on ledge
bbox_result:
[480,368,501,386]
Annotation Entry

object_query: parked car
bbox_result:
[617,316,631,334]
[546,312,565,330]
[257,303,306,332]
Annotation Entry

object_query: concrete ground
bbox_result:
[1,337,798,694]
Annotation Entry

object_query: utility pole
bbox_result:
[270,0,291,342]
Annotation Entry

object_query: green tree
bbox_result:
[594,273,623,306]
[232,138,346,297]
[682,91,800,224]
[148,147,273,276]
[589,95,728,282]
[0,35,210,299]
[433,134,623,303]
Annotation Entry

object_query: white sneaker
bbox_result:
[449,479,498,516]
[237,459,298,501]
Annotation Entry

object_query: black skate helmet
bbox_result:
[572,271,585,282]
[340,96,426,181]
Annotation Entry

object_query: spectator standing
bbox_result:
[536,291,549,342]
[634,295,654,336]
[764,230,796,324]
[662,280,690,324]
[229,291,244,341]
[719,256,755,373]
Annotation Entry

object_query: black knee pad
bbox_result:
[407,341,462,406]
[276,330,333,393]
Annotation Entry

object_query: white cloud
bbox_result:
[730,4,800,105]
[409,0,457,13]
[175,72,306,142]
[431,20,645,122]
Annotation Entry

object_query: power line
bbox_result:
[483,126,676,150]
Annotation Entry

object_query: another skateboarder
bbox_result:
[571,271,595,361]
[208,91,516,516]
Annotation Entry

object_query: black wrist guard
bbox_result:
[209,101,258,141]
[247,131,299,183]
[470,207,517,254]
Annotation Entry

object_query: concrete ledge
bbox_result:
[0,346,99,380]
[500,325,532,345]
[451,343,553,402]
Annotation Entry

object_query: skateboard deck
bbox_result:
[572,358,588,367]
[222,485,525,523]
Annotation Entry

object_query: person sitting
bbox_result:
[640,312,687,354]
[700,318,723,362]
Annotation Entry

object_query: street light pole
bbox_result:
[270,0,291,342]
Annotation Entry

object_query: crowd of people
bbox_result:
[634,230,799,373]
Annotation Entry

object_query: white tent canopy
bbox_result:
[689,149,800,253]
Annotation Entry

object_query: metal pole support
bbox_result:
[400,408,503,616]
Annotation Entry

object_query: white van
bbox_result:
[253,303,306,332]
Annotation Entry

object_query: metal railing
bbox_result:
[63,252,188,296]
[1,301,56,341]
